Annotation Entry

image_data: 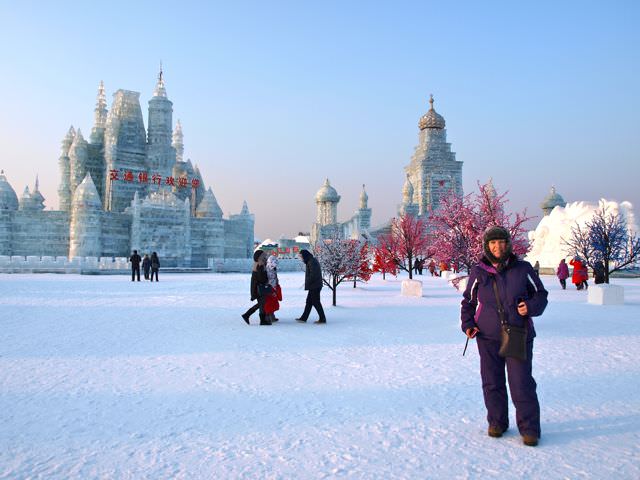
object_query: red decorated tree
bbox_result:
[372,233,399,280]
[385,214,432,280]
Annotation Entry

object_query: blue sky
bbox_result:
[1,1,638,239]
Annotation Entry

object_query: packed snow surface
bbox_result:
[1,272,639,479]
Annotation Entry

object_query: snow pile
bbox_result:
[1,272,639,478]
[526,199,638,269]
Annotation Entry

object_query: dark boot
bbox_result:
[522,434,539,446]
[241,313,250,325]
[314,319,326,324]
[296,317,307,323]
[488,425,507,438]
[259,314,271,326]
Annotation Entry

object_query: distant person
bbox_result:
[417,258,424,275]
[296,249,327,324]
[241,250,271,325]
[593,260,606,285]
[570,257,588,290]
[556,259,569,290]
[129,250,141,282]
[428,259,436,276]
[533,261,540,275]
[264,252,282,323]
[142,254,151,280]
[150,252,160,282]
[265,254,281,323]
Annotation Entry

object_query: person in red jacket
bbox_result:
[569,257,588,290]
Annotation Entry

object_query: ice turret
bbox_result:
[69,128,89,196]
[359,184,369,209]
[148,65,173,147]
[172,120,184,162]
[69,173,102,259]
[315,179,340,226]
[0,170,17,255]
[90,80,108,144]
[196,188,223,219]
[58,126,75,211]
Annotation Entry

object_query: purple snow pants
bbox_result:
[476,337,541,438]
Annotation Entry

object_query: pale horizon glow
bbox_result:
[1,1,638,240]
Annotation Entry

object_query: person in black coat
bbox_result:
[150,252,160,282]
[142,254,151,280]
[241,249,272,325]
[129,250,141,281]
[296,249,327,324]
[593,260,606,284]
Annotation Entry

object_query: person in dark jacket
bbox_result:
[129,250,142,281]
[142,254,151,280]
[150,252,160,282]
[461,226,548,447]
[593,260,606,284]
[241,250,271,325]
[296,249,327,324]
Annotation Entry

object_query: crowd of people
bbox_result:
[556,257,606,290]
[241,248,326,326]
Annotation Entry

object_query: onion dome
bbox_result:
[196,188,223,218]
[540,186,566,216]
[0,170,19,211]
[359,184,369,209]
[418,95,446,130]
[72,173,102,209]
[402,174,414,204]
[315,178,341,203]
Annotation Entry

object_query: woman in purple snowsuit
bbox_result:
[461,226,548,447]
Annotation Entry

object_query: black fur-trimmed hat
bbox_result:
[483,226,512,263]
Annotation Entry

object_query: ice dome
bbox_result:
[0,170,19,211]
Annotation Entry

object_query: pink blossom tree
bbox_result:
[430,181,533,272]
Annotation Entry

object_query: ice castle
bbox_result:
[0,70,254,267]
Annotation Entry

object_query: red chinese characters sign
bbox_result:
[109,169,200,189]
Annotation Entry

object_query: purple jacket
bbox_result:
[556,261,569,280]
[461,255,548,341]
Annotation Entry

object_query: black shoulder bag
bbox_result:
[492,278,528,361]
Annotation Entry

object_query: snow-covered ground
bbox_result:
[1,271,639,479]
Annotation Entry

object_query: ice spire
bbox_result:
[173,120,184,162]
[94,81,108,128]
[153,62,167,97]
[360,184,368,209]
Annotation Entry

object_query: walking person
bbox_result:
[296,249,327,324]
[556,259,569,290]
[142,254,151,280]
[428,259,436,276]
[150,252,160,282]
[241,250,272,325]
[533,261,540,275]
[461,226,548,447]
[570,257,588,290]
[265,254,281,323]
[129,250,141,282]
